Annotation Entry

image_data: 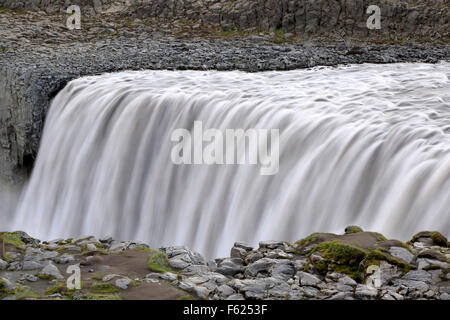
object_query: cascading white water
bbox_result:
[2,62,450,258]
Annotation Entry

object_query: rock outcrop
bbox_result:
[1,1,448,41]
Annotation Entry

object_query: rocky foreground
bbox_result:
[0,227,449,300]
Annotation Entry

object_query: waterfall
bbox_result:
[3,62,450,258]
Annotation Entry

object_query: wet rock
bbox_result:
[265,249,293,260]
[344,226,363,234]
[403,270,432,283]
[102,274,120,282]
[297,271,322,287]
[168,256,191,270]
[19,273,38,283]
[216,258,244,277]
[108,242,128,253]
[259,241,285,250]
[355,284,379,299]
[409,231,448,247]
[159,272,178,281]
[440,293,450,300]
[226,293,245,300]
[115,277,131,290]
[245,258,278,277]
[181,265,210,276]
[233,242,253,251]
[230,246,248,259]
[163,246,206,268]
[293,259,307,271]
[53,253,75,264]
[0,259,8,270]
[245,251,264,264]
[389,247,414,264]
[393,279,429,292]
[0,276,16,291]
[268,282,291,298]
[22,260,44,270]
[378,261,402,286]
[328,292,355,300]
[193,285,212,299]
[86,243,97,251]
[338,275,357,287]
[62,245,82,253]
[99,236,113,244]
[216,284,235,298]
[271,260,295,281]
[416,249,448,262]
[40,262,63,280]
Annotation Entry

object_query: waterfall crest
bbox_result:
[5,62,450,258]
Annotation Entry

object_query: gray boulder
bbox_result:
[40,262,63,280]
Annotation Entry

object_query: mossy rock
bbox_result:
[409,231,448,247]
[10,287,39,300]
[0,278,15,298]
[80,293,122,300]
[308,240,367,280]
[295,230,389,254]
[344,226,363,234]
[0,232,26,248]
[363,249,412,274]
[89,282,119,293]
[147,250,170,273]
[45,282,66,295]
[295,232,338,253]
[416,249,448,262]
[298,230,415,280]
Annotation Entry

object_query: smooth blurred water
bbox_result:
[2,62,450,258]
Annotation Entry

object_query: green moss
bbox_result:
[345,226,364,234]
[372,232,388,242]
[176,294,194,300]
[271,28,285,44]
[91,274,103,280]
[89,282,119,293]
[46,281,83,297]
[364,249,412,275]
[295,233,319,247]
[409,231,448,247]
[11,287,39,300]
[80,293,122,300]
[423,264,441,271]
[0,279,15,298]
[147,250,170,273]
[430,232,448,247]
[1,232,25,248]
[131,245,152,253]
[45,282,66,295]
[3,252,13,262]
[0,8,29,15]
[309,240,366,280]
[37,274,54,280]
[1,281,40,300]
[81,245,109,255]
